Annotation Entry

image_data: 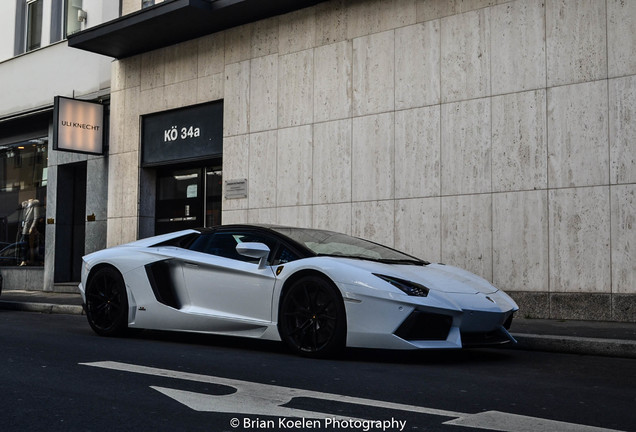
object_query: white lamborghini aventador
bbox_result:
[79,225,519,357]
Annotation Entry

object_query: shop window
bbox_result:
[26,0,43,51]
[0,139,48,267]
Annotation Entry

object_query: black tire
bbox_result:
[278,275,346,358]
[85,266,129,337]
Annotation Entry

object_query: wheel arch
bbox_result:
[86,262,121,287]
[276,268,348,344]
[278,269,342,310]
[84,263,130,337]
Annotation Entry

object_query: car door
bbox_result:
[177,230,278,324]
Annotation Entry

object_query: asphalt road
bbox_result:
[1,310,634,432]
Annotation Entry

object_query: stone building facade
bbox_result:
[82,0,635,321]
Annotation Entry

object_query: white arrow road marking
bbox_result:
[150,386,357,421]
[81,361,623,432]
[444,411,621,432]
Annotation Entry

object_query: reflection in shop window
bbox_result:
[0,139,47,267]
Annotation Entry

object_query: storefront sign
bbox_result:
[225,179,248,199]
[53,96,104,155]
[141,101,223,167]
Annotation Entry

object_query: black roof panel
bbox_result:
[68,0,325,59]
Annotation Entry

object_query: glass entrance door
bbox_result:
[155,168,202,235]
[155,165,222,235]
[205,167,222,228]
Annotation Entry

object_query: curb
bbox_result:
[0,300,84,316]
[512,333,636,359]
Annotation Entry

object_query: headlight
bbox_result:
[373,274,429,297]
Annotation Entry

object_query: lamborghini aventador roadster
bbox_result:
[79,225,519,357]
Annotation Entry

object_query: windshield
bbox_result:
[270,227,426,265]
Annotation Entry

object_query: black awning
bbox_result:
[68,0,325,59]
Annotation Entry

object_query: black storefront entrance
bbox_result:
[155,164,222,235]
[55,161,86,282]
[142,101,223,236]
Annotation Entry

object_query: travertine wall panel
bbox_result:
[251,17,279,58]
[549,187,611,293]
[352,201,394,248]
[441,98,491,195]
[395,106,440,198]
[140,86,167,115]
[546,0,607,87]
[608,0,636,78]
[611,185,636,294]
[277,205,313,228]
[224,25,252,65]
[277,126,313,207]
[313,119,352,204]
[279,8,315,54]
[313,203,352,234]
[346,0,416,39]
[315,0,348,45]
[352,113,394,201]
[248,131,277,209]
[164,79,197,110]
[417,0,505,21]
[141,49,165,91]
[314,41,352,123]
[442,194,492,281]
[547,81,609,188]
[248,207,276,225]
[493,190,548,292]
[278,50,313,127]
[108,90,125,155]
[609,75,636,184]
[352,30,394,116]
[491,0,545,95]
[395,21,440,109]
[249,54,278,132]
[164,40,197,85]
[198,33,225,77]
[395,198,441,263]
[223,60,250,137]
[197,72,224,104]
[492,90,547,192]
[222,135,249,211]
[441,8,490,102]
[222,209,248,225]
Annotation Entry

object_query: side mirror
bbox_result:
[236,242,270,269]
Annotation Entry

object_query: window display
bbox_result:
[0,138,47,266]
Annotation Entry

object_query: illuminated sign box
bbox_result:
[53,96,104,155]
[141,101,223,167]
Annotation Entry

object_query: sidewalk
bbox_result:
[1,288,635,358]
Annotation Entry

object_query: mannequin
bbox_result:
[19,199,40,266]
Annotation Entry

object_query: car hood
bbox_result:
[401,263,498,294]
[332,259,498,295]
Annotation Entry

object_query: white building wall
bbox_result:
[0,0,119,116]
[108,0,636,321]
[0,42,112,116]
[0,2,17,61]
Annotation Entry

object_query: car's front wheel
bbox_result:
[279,275,346,358]
[85,266,129,337]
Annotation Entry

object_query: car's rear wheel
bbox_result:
[279,275,346,358]
[85,266,129,337]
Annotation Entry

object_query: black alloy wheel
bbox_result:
[279,275,346,358]
[85,266,129,337]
